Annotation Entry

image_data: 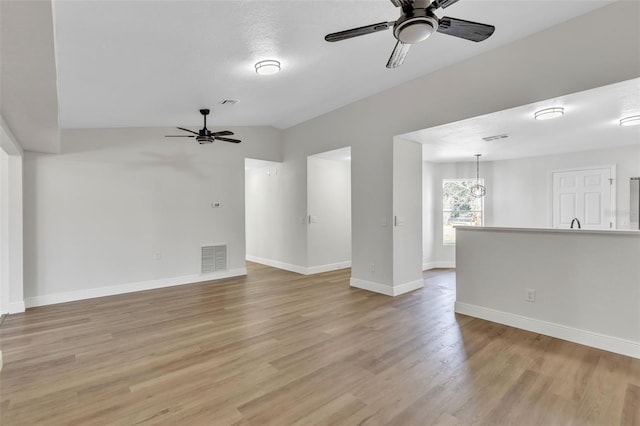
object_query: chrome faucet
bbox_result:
[570,218,581,229]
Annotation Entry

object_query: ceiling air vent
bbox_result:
[201,244,228,274]
[219,99,239,106]
[482,134,509,142]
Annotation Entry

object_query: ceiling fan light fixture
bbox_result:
[619,115,640,127]
[395,15,438,44]
[196,135,214,144]
[534,107,564,120]
[255,60,281,75]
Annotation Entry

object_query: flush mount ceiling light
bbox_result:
[620,115,640,127]
[470,154,486,198]
[255,60,281,75]
[534,107,564,120]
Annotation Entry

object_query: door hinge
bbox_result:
[609,178,614,185]
[610,222,613,229]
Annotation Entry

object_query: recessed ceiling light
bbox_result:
[620,115,640,126]
[534,107,564,120]
[255,60,281,76]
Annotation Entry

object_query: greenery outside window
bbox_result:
[443,179,484,245]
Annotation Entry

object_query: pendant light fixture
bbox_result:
[470,154,486,198]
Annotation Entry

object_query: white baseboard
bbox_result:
[393,278,424,295]
[24,268,247,308]
[350,277,423,297]
[246,255,351,275]
[246,255,307,274]
[455,302,640,359]
[423,261,456,270]
[350,277,394,296]
[9,301,25,314]
[306,261,351,275]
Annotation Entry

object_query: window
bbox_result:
[442,179,484,245]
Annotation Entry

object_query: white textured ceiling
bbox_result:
[53,0,615,131]
[401,78,640,162]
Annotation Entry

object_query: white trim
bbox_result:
[423,261,456,270]
[246,255,351,275]
[455,302,640,359]
[8,301,25,314]
[24,268,247,308]
[306,261,351,274]
[350,277,394,296]
[350,277,423,296]
[246,255,307,275]
[393,278,424,296]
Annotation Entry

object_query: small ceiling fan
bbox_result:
[165,109,241,144]
[325,0,495,68]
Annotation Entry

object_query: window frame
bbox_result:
[442,178,484,246]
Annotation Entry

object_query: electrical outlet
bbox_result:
[526,288,536,303]
[370,263,375,273]
[154,252,161,261]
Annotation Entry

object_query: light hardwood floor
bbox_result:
[1,263,638,425]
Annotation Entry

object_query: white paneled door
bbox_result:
[552,166,614,229]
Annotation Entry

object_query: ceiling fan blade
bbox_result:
[215,137,242,144]
[211,130,234,137]
[386,41,411,68]
[432,0,461,9]
[165,135,195,138]
[437,17,495,42]
[390,0,412,8]
[176,127,200,135]
[325,21,393,42]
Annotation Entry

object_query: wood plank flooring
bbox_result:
[1,263,638,425]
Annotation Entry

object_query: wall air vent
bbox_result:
[219,99,239,106]
[201,244,228,274]
[482,134,509,142]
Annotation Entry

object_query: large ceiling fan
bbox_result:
[325,0,495,68]
[165,109,241,144]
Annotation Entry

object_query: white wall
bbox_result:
[307,155,351,272]
[490,144,640,229]
[0,118,25,314]
[456,227,640,358]
[423,144,640,268]
[283,2,640,292]
[422,161,436,269]
[245,161,285,267]
[23,126,282,306]
[391,139,423,291]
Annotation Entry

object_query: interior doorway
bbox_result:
[244,158,283,268]
[306,147,352,273]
